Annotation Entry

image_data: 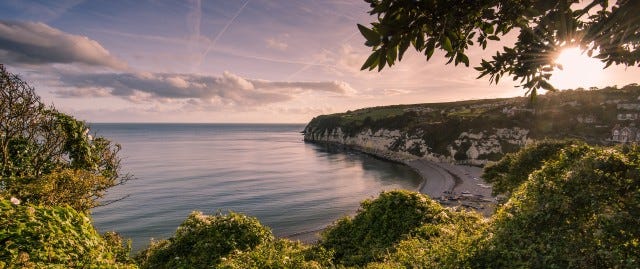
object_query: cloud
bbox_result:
[0,20,127,70]
[54,70,354,106]
[383,88,411,96]
[266,38,288,50]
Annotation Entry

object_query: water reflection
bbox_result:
[91,124,422,251]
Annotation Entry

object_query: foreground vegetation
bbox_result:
[4,142,639,268]
[2,66,639,268]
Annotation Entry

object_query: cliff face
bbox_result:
[304,125,530,165]
[304,84,640,165]
[304,127,426,163]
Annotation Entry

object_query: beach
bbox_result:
[406,159,496,216]
[310,142,498,216]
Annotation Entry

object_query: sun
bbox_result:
[550,47,605,90]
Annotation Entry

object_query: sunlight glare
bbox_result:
[550,47,605,90]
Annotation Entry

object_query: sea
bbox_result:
[89,123,422,251]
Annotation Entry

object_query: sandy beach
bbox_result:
[406,159,496,216]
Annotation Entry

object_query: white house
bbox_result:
[611,125,639,143]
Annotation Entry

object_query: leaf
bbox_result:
[398,39,411,61]
[487,35,501,41]
[468,31,476,39]
[414,34,425,50]
[484,24,495,35]
[378,50,387,71]
[539,80,555,91]
[460,53,470,67]
[361,51,380,70]
[387,46,397,66]
[425,40,436,60]
[357,24,380,45]
[604,60,613,68]
[442,36,453,52]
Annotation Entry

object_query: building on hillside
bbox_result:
[577,114,596,124]
[617,103,640,110]
[502,106,535,117]
[617,113,639,121]
[611,124,640,143]
[615,103,640,121]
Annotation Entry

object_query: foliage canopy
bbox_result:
[0,64,127,212]
[320,190,458,266]
[0,198,135,268]
[136,211,274,269]
[358,0,640,94]
[483,139,577,196]
[475,143,640,268]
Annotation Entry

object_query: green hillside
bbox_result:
[305,84,640,163]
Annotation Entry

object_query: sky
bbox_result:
[0,0,637,123]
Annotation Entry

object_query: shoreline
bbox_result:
[306,141,497,216]
[288,141,497,243]
[404,160,496,216]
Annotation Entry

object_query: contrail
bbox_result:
[197,0,250,68]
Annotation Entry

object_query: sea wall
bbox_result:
[303,126,531,166]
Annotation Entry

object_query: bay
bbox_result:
[89,123,421,251]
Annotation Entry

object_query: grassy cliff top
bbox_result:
[306,84,640,139]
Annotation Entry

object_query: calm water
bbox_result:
[90,123,421,251]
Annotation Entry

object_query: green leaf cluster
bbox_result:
[483,139,578,197]
[319,190,458,266]
[0,65,127,212]
[475,143,640,268]
[359,0,640,95]
[136,211,329,269]
[0,198,135,268]
[219,239,332,269]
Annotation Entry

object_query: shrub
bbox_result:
[483,139,578,196]
[136,211,273,269]
[475,144,640,268]
[219,239,332,269]
[0,198,136,268]
[379,209,485,269]
[16,169,111,212]
[319,190,450,266]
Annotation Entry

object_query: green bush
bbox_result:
[136,211,273,269]
[319,190,451,266]
[376,209,485,269]
[0,198,136,268]
[475,144,640,268]
[219,239,333,269]
[483,139,578,196]
[16,169,112,212]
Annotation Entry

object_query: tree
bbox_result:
[358,0,640,95]
[0,64,128,212]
